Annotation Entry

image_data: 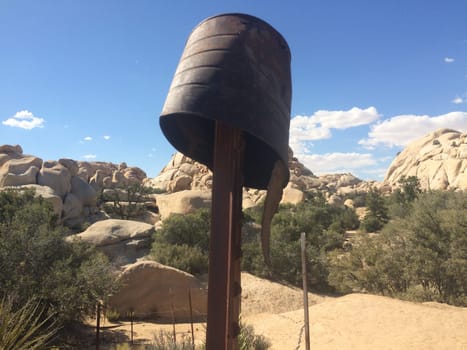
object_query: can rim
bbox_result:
[190,13,291,58]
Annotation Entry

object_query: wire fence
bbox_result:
[94,286,208,349]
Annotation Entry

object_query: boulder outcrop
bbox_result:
[68,219,155,266]
[108,261,207,321]
[156,190,212,219]
[384,129,466,190]
[147,149,373,208]
[0,145,148,227]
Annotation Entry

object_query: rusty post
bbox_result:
[206,121,244,350]
[170,288,177,343]
[301,232,311,350]
[130,309,134,345]
[188,288,195,349]
[95,302,101,350]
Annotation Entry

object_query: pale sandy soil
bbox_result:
[95,273,467,350]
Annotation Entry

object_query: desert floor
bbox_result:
[91,273,467,350]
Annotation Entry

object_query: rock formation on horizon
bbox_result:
[0,144,148,227]
[384,128,466,191]
[146,147,375,217]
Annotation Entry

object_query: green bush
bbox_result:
[243,200,353,291]
[151,200,356,291]
[387,176,422,218]
[100,183,159,220]
[359,188,388,232]
[328,190,467,306]
[151,209,210,275]
[0,189,117,334]
[360,214,384,232]
[152,243,208,275]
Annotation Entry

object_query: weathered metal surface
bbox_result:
[206,122,244,349]
[160,13,292,190]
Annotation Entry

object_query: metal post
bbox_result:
[188,288,195,350]
[130,309,134,345]
[95,302,101,350]
[206,121,244,350]
[170,288,176,343]
[301,232,311,350]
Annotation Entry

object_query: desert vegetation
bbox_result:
[0,189,117,346]
[152,178,466,306]
[1,175,465,348]
[329,189,467,306]
[99,183,162,220]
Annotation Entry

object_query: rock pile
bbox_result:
[0,145,148,227]
[147,147,376,215]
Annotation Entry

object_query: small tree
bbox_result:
[360,188,388,232]
[100,183,159,220]
[388,176,422,218]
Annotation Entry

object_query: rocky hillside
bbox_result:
[145,147,376,211]
[384,128,466,190]
[0,144,147,227]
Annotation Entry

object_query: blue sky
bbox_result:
[1,0,466,180]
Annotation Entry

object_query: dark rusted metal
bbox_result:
[159,13,292,350]
[160,13,291,190]
[206,121,244,349]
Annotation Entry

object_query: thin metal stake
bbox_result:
[188,288,195,349]
[170,288,177,343]
[95,302,101,350]
[301,232,311,350]
[130,309,134,345]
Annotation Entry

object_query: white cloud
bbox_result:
[103,135,111,140]
[2,110,45,129]
[297,152,377,175]
[82,154,97,159]
[444,57,455,63]
[290,106,381,153]
[359,112,467,148]
[306,106,381,129]
[84,136,92,141]
[452,96,464,104]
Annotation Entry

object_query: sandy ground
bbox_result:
[95,273,467,349]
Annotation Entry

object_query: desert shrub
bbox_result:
[152,200,355,291]
[387,176,422,218]
[359,188,388,232]
[243,200,352,291]
[151,209,210,274]
[110,322,269,350]
[0,189,117,334]
[152,243,208,275]
[0,298,58,350]
[328,190,467,306]
[100,183,159,219]
[360,214,384,232]
[238,322,270,350]
[149,330,196,350]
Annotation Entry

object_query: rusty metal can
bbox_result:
[160,13,292,189]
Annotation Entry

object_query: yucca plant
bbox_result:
[0,298,58,350]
